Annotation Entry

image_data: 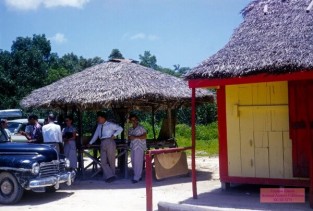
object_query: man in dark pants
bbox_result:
[88,112,123,183]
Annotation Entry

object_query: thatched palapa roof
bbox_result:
[185,0,313,79]
[21,60,213,109]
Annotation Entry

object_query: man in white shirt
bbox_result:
[42,114,62,153]
[88,111,123,183]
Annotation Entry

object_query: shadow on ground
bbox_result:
[181,184,311,211]
[63,168,212,190]
[3,191,75,207]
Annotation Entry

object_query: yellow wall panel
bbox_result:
[253,110,271,132]
[240,110,255,177]
[226,85,242,176]
[268,82,288,104]
[269,132,284,178]
[254,132,269,148]
[226,81,292,179]
[271,109,289,132]
[252,83,270,105]
[238,86,253,105]
[255,148,269,178]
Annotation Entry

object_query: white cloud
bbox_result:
[147,35,159,41]
[130,33,146,40]
[5,0,42,10]
[129,33,159,41]
[4,0,90,10]
[49,33,67,44]
[43,0,90,8]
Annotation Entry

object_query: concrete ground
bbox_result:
[1,157,311,211]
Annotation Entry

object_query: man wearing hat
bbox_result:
[88,111,123,183]
[42,114,63,153]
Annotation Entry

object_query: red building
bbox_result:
[186,0,313,207]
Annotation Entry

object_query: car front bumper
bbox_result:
[28,171,76,189]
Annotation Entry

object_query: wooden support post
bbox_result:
[145,152,153,211]
[191,88,198,199]
[77,108,84,178]
[168,107,172,138]
[152,106,156,140]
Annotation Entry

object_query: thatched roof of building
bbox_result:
[185,0,313,80]
[21,60,213,110]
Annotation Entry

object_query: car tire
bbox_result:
[0,172,24,204]
[45,186,57,193]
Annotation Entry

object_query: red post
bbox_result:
[145,152,153,211]
[191,87,198,199]
[310,138,313,208]
[217,86,228,181]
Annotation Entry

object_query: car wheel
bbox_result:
[0,172,24,204]
[45,186,57,193]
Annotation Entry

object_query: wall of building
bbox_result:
[225,81,294,179]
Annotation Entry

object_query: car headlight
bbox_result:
[31,162,40,175]
[65,158,71,168]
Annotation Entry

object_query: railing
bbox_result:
[145,146,192,211]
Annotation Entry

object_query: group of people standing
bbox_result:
[2,111,147,184]
[88,111,147,183]
[20,114,78,170]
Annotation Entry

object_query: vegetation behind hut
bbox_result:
[1,35,217,155]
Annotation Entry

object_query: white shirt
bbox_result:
[42,122,62,143]
[89,121,123,145]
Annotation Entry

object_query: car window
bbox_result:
[7,122,21,133]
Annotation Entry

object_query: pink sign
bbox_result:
[260,188,305,203]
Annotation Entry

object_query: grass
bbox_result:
[141,121,219,157]
[175,122,218,156]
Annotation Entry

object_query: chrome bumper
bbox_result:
[28,171,76,189]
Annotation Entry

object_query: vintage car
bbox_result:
[0,136,75,204]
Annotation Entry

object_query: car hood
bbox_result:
[0,142,58,161]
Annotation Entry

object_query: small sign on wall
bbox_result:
[260,188,305,203]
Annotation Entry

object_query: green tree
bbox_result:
[139,51,158,70]
[9,34,51,107]
[45,67,71,85]
[59,53,81,73]
[108,49,124,60]
[173,64,190,76]
[157,66,180,77]
[0,51,17,109]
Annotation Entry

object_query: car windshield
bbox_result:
[7,122,22,133]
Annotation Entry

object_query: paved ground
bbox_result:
[1,157,312,211]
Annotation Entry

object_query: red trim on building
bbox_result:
[188,71,313,88]
[221,176,310,187]
[217,86,228,180]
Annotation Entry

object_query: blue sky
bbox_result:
[0,0,250,68]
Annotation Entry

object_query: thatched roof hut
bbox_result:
[21,59,213,110]
[184,1,313,208]
[185,0,313,79]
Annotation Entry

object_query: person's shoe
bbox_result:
[105,176,116,183]
[132,177,142,183]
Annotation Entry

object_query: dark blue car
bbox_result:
[0,135,75,204]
